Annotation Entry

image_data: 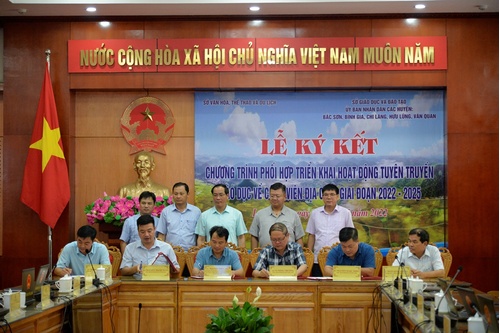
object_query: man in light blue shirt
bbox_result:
[192,226,244,278]
[196,184,247,248]
[157,182,201,251]
[119,191,160,253]
[120,215,179,278]
[54,225,110,276]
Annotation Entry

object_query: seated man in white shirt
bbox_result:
[120,214,180,278]
[392,228,444,279]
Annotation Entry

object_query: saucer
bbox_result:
[58,289,73,293]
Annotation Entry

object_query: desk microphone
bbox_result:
[394,245,407,289]
[435,265,463,328]
[85,248,100,288]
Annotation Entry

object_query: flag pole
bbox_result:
[45,48,53,279]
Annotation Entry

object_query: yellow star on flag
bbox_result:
[29,117,66,172]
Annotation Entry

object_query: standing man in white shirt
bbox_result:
[306,183,354,276]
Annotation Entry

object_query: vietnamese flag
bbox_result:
[21,62,70,228]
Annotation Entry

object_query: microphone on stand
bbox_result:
[393,245,407,290]
[85,248,100,288]
[435,265,463,328]
[137,303,142,333]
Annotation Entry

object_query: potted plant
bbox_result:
[206,286,273,333]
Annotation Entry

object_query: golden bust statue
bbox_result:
[118,152,170,198]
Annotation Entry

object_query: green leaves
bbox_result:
[205,301,273,333]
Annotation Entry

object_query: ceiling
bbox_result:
[0,0,497,17]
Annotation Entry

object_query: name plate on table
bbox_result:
[269,265,297,281]
[204,265,232,281]
[41,284,51,307]
[85,264,111,280]
[142,265,170,281]
[382,266,411,282]
[10,292,20,312]
[332,266,361,281]
[73,276,81,296]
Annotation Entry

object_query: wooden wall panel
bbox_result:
[0,94,3,259]
[145,20,221,38]
[446,18,498,291]
[0,94,3,136]
[219,20,297,38]
[447,19,499,291]
[70,73,145,90]
[295,19,372,37]
[371,18,447,36]
[220,72,296,89]
[144,72,220,90]
[446,18,499,134]
[70,21,146,39]
[371,70,447,87]
[295,71,372,88]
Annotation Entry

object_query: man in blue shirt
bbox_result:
[192,226,243,278]
[324,227,375,277]
[157,182,201,251]
[119,191,160,253]
[54,225,110,276]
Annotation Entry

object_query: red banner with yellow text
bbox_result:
[68,36,446,73]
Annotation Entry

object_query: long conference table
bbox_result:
[2,277,393,333]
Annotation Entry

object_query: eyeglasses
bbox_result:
[271,235,287,243]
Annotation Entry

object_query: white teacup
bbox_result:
[20,292,26,308]
[96,267,106,281]
[408,276,427,294]
[2,291,12,309]
[55,276,72,292]
[3,290,26,309]
[435,291,449,313]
